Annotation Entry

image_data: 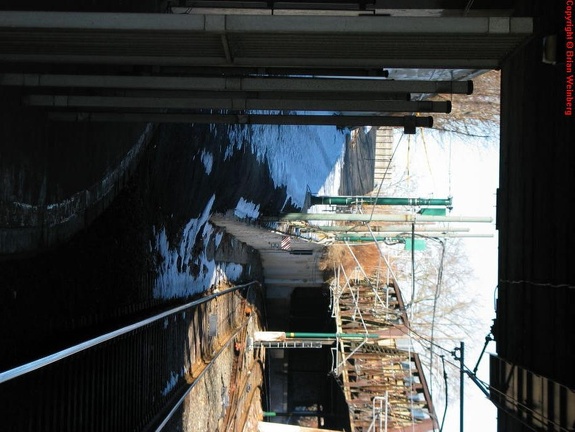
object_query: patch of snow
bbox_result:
[200,150,214,175]
[222,262,243,280]
[308,144,345,225]
[214,231,224,248]
[161,370,180,396]
[152,195,250,299]
[226,123,347,207]
[225,125,248,160]
[317,143,345,196]
[234,197,260,219]
[153,195,216,299]
[12,202,34,209]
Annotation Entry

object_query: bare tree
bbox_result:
[392,236,481,407]
[430,70,500,139]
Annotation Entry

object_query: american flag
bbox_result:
[280,235,291,251]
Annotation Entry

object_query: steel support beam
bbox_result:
[177,0,376,13]
[374,0,513,11]
[24,94,451,113]
[46,112,433,129]
[14,88,413,103]
[0,12,532,34]
[0,12,533,69]
[108,90,410,101]
[118,90,411,101]
[1,73,473,95]
[152,65,391,77]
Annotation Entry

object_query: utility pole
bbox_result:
[453,342,465,432]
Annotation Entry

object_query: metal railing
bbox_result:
[0,281,259,384]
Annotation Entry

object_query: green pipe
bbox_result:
[285,332,378,339]
[335,233,492,241]
[275,214,492,223]
[335,235,405,242]
[317,225,470,232]
[310,195,452,207]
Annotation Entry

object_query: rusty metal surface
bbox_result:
[332,269,437,431]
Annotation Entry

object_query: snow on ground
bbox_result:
[153,194,215,299]
[227,123,348,207]
[234,197,260,219]
[307,136,346,226]
[199,149,214,175]
[152,194,246,299]
[162,368,186,396]
[152,123,348,299]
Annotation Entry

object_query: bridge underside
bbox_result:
[0,11,532,127]
[0,12,532,69]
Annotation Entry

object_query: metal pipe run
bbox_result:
[1,73,473,95]
[47,112,434,128]
[285,332,379,339]
[273,213,493,223]
[316,225,470,232]
[309,195,452,207]
[107,89,411,101]
[24,94,452,113]
[335,233,493,241]
[254,331,378,340]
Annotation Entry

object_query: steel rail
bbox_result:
[155,313,253,431]
[225,359,264,431]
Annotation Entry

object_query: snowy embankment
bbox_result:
[151,123,348,299]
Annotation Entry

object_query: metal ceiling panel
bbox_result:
[0,12,533,69]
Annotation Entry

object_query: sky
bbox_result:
[245,122,501,431]
[390,128,499,432]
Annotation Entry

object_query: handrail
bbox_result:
[0,281,260,384]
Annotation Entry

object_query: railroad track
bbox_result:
[0,281,262,432]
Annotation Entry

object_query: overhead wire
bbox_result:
[352,126,457,430]
[396,123,453,420]
[428,238,446,397]
[394,316,454,358]
[350,109,499,431]
[439,355,449,432]
[424,344,570,432]
[420,127,437,194]
[470,376,571,432]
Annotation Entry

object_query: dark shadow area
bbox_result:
[285,287,351,431]
[491,0,575,430]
